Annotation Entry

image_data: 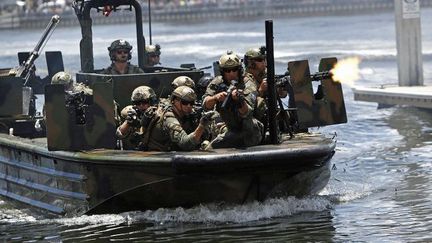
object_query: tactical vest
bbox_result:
[140,105,175,151]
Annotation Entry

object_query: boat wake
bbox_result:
[0,196,333,226]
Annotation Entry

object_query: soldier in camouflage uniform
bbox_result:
[116,86,158,150]
[51,71,93,95]
[142,86,213,151]
[202,51,263,149]
[43,71,93,121]
[244,47,288,133]
[244,47,268,125]
[101,39,144,75]
[160,76,196,107]
[145,44,161,66]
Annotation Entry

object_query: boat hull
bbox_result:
[0,133,334,217]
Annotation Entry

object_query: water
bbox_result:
[1,9,432,242]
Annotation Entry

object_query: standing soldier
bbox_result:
[116,86,158,150]
[141,86,213,151]
[145,44,161,67]
[101,39,144,75]
[202,51,263,149]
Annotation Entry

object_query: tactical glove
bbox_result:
[199,110,216,127]
[126,109,139,127]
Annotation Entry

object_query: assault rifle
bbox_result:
[221,80,243,109]
[9,15,60,85]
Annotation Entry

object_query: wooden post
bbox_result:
[394,0,423,86]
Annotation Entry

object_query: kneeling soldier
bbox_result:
[116,86,157,150]
[141,86,214,151]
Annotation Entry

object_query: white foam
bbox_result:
[122,196,332,224]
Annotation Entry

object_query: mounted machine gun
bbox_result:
[8,15,61,85]
[0,15,60,136]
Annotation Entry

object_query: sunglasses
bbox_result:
[116,50,129,54]
[180,100,194,106]
[223,68,239,73]
[150,54,160,58]
[254,58,266,62]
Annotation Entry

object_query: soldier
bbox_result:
[145,44,161,67]
[244,46,267,97]
[44,71,93,122]
[202,51,263,149]
[244,47,288,134]
[141,86,213,151]
[51,71,93,95]
[101,39,144,75]
[244,46,287,98]
[171,75,195,90]
[116,86,158,150]
[160,75,196,107]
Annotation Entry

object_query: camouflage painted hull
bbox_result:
[0,133,334,217]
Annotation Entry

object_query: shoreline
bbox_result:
[1,1,432,29]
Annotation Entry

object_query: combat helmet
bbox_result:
[108,39,132,61]
[244,46,266,67]
[172,76,195,90]
[51,71,73,89]
[145,44,161,56]
[219,50,242,69]
[131,86,157,105]
[171,86,197,102]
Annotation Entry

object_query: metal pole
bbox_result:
[265,20,278,144]
[148,0,152,45]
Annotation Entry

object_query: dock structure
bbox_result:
[353,0,431,109]
[353,86,432,109]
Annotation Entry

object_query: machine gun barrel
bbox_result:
[275,70,332,88]
[220,80,238,109]
[310,71,332,81]
[12,15,60,84]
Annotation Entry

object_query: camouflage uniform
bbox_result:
[244,47,268,125]
[116,86,157,150]
[145,44,161,66]
[245,71,267,124]
[116,105,142,149]
[143,106,201,151]
[101,39,144,74]
[203,75,263,149]
[158,98,199,134]
[100,63,144,75]
[159,76,199,134]
[143,86,202,151]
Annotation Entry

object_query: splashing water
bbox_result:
[331,56,361,86]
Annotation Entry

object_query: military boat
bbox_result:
[0,0,347,217]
